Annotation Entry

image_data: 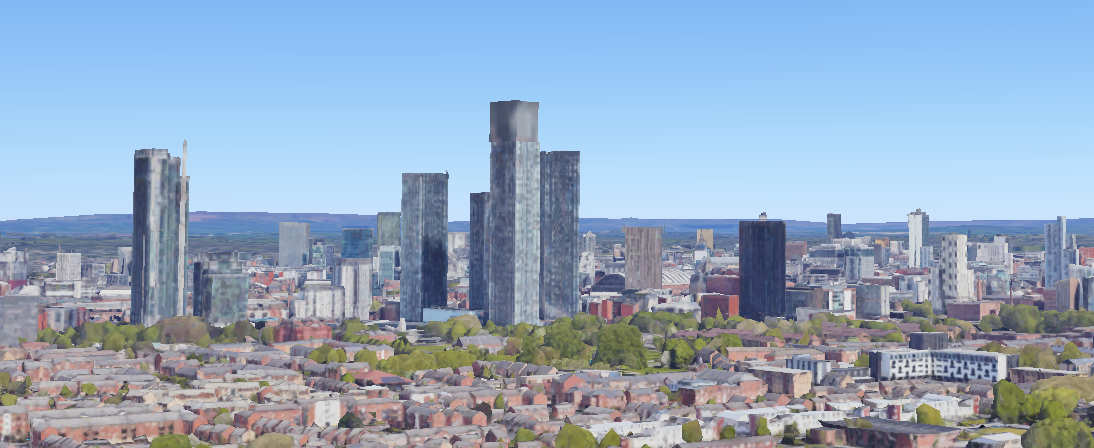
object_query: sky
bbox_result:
[1,2,1091,223]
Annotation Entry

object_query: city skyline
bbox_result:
[2,3,1092,222]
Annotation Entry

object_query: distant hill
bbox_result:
[2,212,1091,236]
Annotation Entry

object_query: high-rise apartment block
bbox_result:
[624,227,663,290]
[55,253,82,281]
[400,173,449,322]
[342,227,373,259]
[376,212,401,247]
[278,222,310,267]
[936,234,973,304]
[193,251,248,327]
[488,100,542,325]
[469,192,491,312]
[908,209,929,268]
[540,150,580,321]
[336,258,373,321]
[131,148,188,326]
[827,213,842,240]
[739,215,787,320]
[1045,216,1069,288]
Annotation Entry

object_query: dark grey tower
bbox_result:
[489,100,541,325]
[826,213,842,240]
[193,251,247,326]
[400,173,448,322]
[342,227,373,259]
[278,222,310,267]
[540,151,580,320]
[469,192,491,312]
[132,148,188,325]
[739,214,787,320]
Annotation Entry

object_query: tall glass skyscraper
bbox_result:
[540,150,580,321]
[400,173,448,322]
[132,148,188,325]
[739,215,786,320]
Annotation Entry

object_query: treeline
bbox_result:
[36,317,274,355]
[979,304,1094,334]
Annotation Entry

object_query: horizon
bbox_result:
[2,3,1092,222]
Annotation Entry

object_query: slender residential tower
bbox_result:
[178,140,189,315]
[488,100,541,325]
[739,213,787,320]
[400,172,449,322]
[132,147,188,325]
[540,150,580,321]
[469,192,491,312]
[908,209,929,268]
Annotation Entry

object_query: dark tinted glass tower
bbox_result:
[826,213,842,239]
[469,192,491,312]
[193,251,247,326]
[376,212,401,247]
[540,151,580,321]
[488,100,542,325]
[342,227,373,259]
[132,148,188,325]
[400,173,448,322]
[739,216,787,320]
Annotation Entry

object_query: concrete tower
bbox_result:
[278,222,310,267]
[1045,216,1068,288]
[908,209,929,268]
[540,150,580,321]
[376,212,401,247]
[400,172,449,322]
[132,148,188,325]
[624,226,663,290]
[826,213,842,240]
[488,100,542,325]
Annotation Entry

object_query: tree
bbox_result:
[1022,417,1094,448]
[60,385,74,399]
[0,394,16,406]
[599,429,621,448]
[260,327,274,345]
[494,393,506,409]
[1059,342,1084,363]
[916,404,943,426]
[338,411,364,429]
[881,331,905,343]
[248,433,294,448]
[754,417,771,436]
[55,334,73,349]
[719,424,736,440]
[326,348,348,364]
[1019,345,1058,369]
[681,420,702,443]
[514,428,537,444]
[854,353,870,367]
[980,314,1003,332]
[81,383,98,396]
[781,422,800,444]
[340,373,356,383]
[592,323,646,370]
[666,339,695,369]
[1024,387,1079,421]
[555,424,597,448]
[354,350,378,365]
[1000,304,1043,333]
[0,372,9,393]
[103,331,127,351]
[993,380,1025,424]
[978,341,1007,353]
[149,434,192,448]
[544,319,586,359]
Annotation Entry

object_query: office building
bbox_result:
[624,227,663,290]
[488,100,542,325]
[540,150,580,321]
[696,228,714,250]
[469,192,490,312]
[583,231,597,254]
[55,253,82,281]
[908,209,929,268]
[278,222,310,267]
[377,245,399,285]
[826,213,842,240]
[335,258,373,321]
[0,247,28,283]
[400,172,449,322]
[739,214,787,320]
[193,251,248,327]
[376,212,401,247]
[342,227,373,259]
[131,147,188,326]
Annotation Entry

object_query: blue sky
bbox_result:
[1,2,1091,222]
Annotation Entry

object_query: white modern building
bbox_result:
[871,348,1008,381]
[908,209,929,268]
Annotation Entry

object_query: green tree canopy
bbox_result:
[916,404,943,426]
[0,394,17,406]
[1059,342,1084,363]
[665,339,695,369]
[149,434,192,448]
[599,429,621,448]
[754,417,771,436]
[80,383,98,396]
[338,411,364,429]
[354,349,378,365]
[514,428,537,444]
[1022,417,1094,448]
[719,424,736,440]
[993,380,1025,424]
[248,433,294,448]
[494,393,506,409]
[979,314,1003,332]
[1001,304,1043,333]
[556,424,597,448]
[592,323,646,370]
[1019,345,1058,369]
[681,420,702,443]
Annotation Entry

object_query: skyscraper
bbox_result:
[1045,216,1068,288]
[193,251,247,327]
[936,234,972,306]
[826,213,842,240]
[132,148,188,325]
[400,172,449,322]
[278,222,310,267]
[624,226,663,290]
[540,150,580,321]
[488,100,541,325]
[336,258,373,320]
[739,215,786,320]
[376,212,401,247]
[696,229,714,250]
[342,227,373,259]
[908,209,929,268]
[469,192,490,312]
